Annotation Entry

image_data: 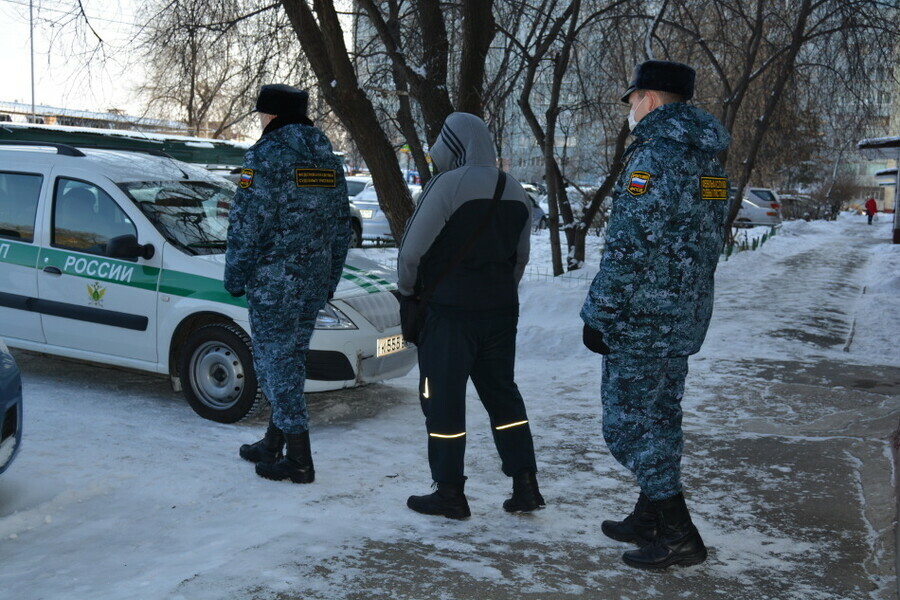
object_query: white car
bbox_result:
[345,175,372,200]
[352,184,399,245]
[731,187,783,227]
[0,142,415,423]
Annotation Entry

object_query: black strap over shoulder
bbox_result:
[417,169,507,303]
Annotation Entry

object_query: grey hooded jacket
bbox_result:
[397,112,531,311]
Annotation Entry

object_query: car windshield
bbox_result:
[119,180,234,255]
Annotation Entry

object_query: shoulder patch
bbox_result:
[627,171,651,196]
[238,169,254,189]
[295,168,336,188]
[699,176,728,200]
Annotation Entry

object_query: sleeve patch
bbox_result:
[699,176,728,200]
[238,169,254,189]
[295,168,337,188]
[626,171,651,196]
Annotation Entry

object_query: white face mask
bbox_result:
[628,96,647,131]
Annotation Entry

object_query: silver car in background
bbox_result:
[353,182,423,246]
[732,187,783,228]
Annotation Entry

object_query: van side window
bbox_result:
[53,178,136,256]
[0,172,43,242]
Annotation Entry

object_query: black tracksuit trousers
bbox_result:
[416,304,538,484]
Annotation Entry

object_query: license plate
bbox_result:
[377,334,407,357]
[359,209,375,219]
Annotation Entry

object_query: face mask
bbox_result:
[628,96,646,131]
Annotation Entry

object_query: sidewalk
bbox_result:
[261,217,897,600]
[1,216,896,600]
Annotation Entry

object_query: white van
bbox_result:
[0,142,415,423]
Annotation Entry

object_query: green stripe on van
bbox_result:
[159,270,248,307]
[0,240,40,268]
[343,263,395,290]
[41,248,160,291]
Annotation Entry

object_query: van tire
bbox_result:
[179,322,264,423]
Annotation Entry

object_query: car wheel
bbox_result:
[734,218,752,228]
[350,219,363,248]
[179,322,264,423]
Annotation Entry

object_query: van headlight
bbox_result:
[316,303,357,330]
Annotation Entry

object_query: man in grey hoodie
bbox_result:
[581,61,730,570]
[398,112,543,519]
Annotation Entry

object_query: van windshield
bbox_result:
[119,180,234,255]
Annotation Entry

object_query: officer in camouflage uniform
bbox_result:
[225,84,351,484]
[580,61,730,569]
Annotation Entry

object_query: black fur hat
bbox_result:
[621,60,695,103]
[255,84,309,116]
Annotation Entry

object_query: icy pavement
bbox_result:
[1,213,898,599]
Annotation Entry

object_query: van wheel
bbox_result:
[179,322,264,423]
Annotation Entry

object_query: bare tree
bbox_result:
[503,0,630,274]
[138,0,304,139]
[655,0,900,231]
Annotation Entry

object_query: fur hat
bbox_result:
[255,84,309,116]
[621,60,695,103]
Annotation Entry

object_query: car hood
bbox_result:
[190,250,397,299]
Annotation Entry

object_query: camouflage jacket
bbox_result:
[581,102,730,357]
[224,119,350,313]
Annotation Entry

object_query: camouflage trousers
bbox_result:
[600,354,690,501]
[248,304,317,434]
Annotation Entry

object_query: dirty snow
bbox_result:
[0,213,897,599]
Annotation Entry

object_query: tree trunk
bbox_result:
[725,0,813,231]
[457,0,497,117]
[280,0,413,241]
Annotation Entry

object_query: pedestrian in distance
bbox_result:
[225,84,351,483]
[580,60,731,569]
[865,197,878,225]
[398,112,544,519]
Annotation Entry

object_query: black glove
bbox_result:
[229,289,245,298]
[583,324,610,355]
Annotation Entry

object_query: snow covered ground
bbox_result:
[1,213,897,599]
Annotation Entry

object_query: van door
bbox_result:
[36,176,160,363]
[0,170,47,343]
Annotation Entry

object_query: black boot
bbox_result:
[255,431,315,483]
[239,417,284,464]
[503,471,546,513]
[407,481,471,519]
[601,492,657,545]
[622,493,707,570]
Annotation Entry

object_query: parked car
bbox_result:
[746,187,783,220]
[0,142,415,423]
[779,193,818,220]
[0,337,23,475]
[729,187,783,228]
[521,184,548,230]
[734,198,782,227]
[344,175,372,200]
[352,182,420,246]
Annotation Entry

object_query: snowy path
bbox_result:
[0,214,897,599]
